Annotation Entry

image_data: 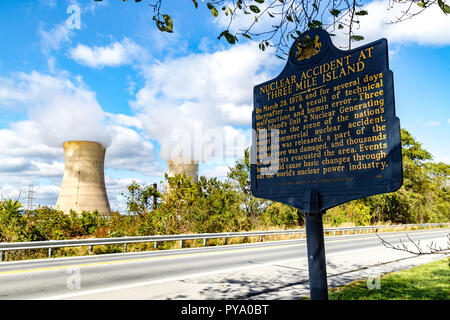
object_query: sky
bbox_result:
[0,0,449,213]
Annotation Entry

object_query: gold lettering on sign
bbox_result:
[256,44,391,183]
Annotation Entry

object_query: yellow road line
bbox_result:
[0,243,304,275]
[0,229,445,276]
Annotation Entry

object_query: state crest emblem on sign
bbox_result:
[295,35,321,62]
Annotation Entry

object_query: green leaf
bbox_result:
[443,4,450,13]
[286,14,293,22]
[417,0,428,7]
[330,9,341,17]
[355,10,368,16]
[255,0,265,3]
[338,23,344,29]
[218,30,236,44]
[249,5,260,13]
[308,20,323,29]
[267,11,275,18]
[242,33,252,40]
[259,42,265,51]
[438,0,450,13]
[191,0,198,9]
[350,35,364,41]
[153,15,173,33]
[162,14,173,33]
[211,6,219,17]
[207,3,219,17]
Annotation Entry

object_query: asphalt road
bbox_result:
[0,228,448,300]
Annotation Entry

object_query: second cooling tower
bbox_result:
[167,159,199,182]
[56,141,111,215]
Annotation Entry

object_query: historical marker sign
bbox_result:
[251,29,402,213]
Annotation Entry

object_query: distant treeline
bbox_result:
[0,129,448,245]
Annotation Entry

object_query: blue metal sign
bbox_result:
[251,29,402,213]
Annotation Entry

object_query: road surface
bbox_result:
[0,228,447,299]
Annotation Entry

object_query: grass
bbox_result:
[328,258,450,300]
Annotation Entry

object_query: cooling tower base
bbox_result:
[56,141,111,216]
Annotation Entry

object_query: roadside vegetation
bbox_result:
[328,258,450,300]
[0,129,448,260]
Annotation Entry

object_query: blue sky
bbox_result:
[0,0,449,212]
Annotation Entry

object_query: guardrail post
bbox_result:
[154,241,157,249]
[123,243,127,253]
[203,239,206,246]
[259,235,263,242]
[48,248,52,258]
[223,238,227,245]
[0,251,3,261]
[180,240,183,248]
[89,245,93,255]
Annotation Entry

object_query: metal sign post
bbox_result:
[303,188,328,300]
[305,212,328,300]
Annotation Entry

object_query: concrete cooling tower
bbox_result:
[56,141,111,215]
[167,159,199,182]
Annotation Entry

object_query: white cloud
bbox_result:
[106,113,142,130]
[69,38,145,68]
[39,0,57,7]
[39,22,73,55]
[200,165,230,180]
[0,71,112,147]
[426,121,441,127]
[133,42,281,163]
[0,70,160,173]
[0,117,160,211]
[330,1,450,48]
[0,124,160,211]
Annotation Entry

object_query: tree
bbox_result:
[377,232,449,256]
[227,148,301,227]
[95,0,450,55]
[121,180,161,216]
[0,199,26,242]
[364,129,450,224]
[227,148,267,221]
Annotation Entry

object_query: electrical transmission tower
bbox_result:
[27,184,34,210]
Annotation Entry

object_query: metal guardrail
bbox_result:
[0,223,448,260]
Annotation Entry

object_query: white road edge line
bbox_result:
[37,246,411,300]
[2,228,446,267]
